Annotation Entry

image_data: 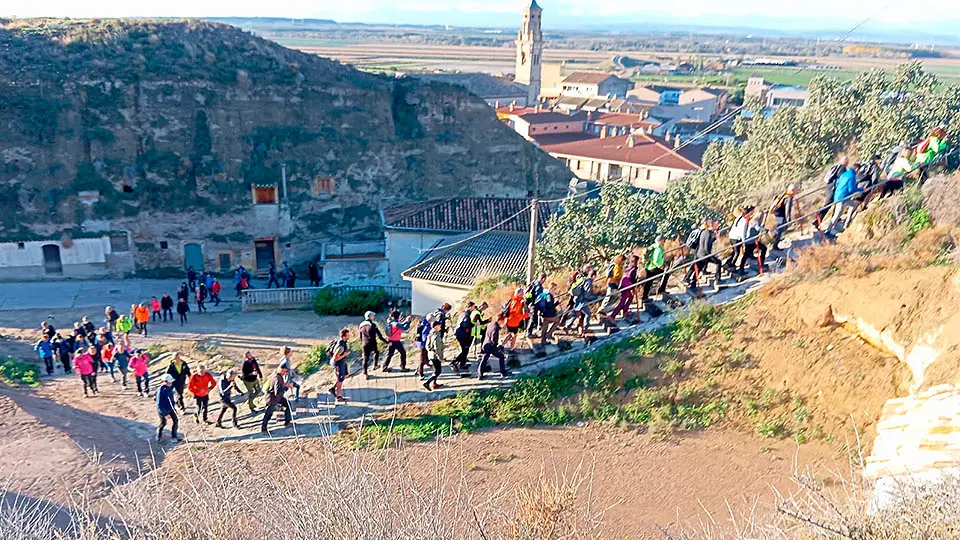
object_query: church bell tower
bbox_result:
[515,0,543,106]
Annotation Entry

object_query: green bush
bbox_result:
[299,344,328,376]
[0,358,40,387]
[312,287,386,316]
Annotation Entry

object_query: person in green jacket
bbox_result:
[641,236,667,305]
[115,314,133,337]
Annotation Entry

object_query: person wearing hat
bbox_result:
[188,364,217,424]
[165,353,191,411]
[261,363,294,434]
[358,311,387,379]
[216,368,244,429]
[769,184,798,251]
[156,373,181,442]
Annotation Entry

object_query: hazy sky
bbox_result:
[5,0,959,31]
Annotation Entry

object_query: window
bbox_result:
[110,234,130,253]
[252,185,278,205]
[17,242,25,250]
[645,169,652,181]
[313,177,335,196]
[159,241,169,250]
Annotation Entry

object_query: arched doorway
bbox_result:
[42,244,63,275]
[184,243,205,271]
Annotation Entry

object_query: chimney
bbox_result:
[664,132,671,143]
[495,100,500,109]
[509,103,515,112]
[674,135,682,149]
[647,125,654,134]
[600,127,607,139]
[535,103,541,113]
[627,135,635,148]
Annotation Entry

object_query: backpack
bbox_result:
[685,228,702,250]
[604,263,615,279]
[570,276,588,298]
[499,300,511,318]
[326,339,339,360]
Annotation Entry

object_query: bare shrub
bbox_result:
[0,431,606,540]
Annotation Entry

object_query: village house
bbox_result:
[533,131,705,192]
[628,85,728,122]
[383,197,552,287]
[0,233,134,280]
[745,77,809,110]
[559,72,634,99]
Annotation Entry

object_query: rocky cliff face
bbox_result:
[0,19,568,270]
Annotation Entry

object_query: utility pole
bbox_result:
[280,163,288,202]
[526,198,538,284]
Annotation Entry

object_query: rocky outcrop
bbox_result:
[0,19,569,269]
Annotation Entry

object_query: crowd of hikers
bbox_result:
[28,128,951,442]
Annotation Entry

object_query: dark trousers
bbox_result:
[41,355,54,375]
[173,383,185,410]
[690,256,722,288]
[212,293,221,306]
[267,277,280,288]
[362,345,380,374]
[139,321,148,336]
[641,268,667,302]
[81,373,97,395]
[477,344,506,378]
[217,398,238,426]
[454,334,472,368]
[771,216,788,250]
[384,341,407,370]
[417,348,429,377]
[162,307,173,321]
[179,313,187,325]
[158,411,179,439]
[59,353,71,373]
[136,373,150,394]
[152,311,160,323]
[196,300,206,313]
[310,278,320,287]
[426,356,442,386]
[740,242,767,273]
[195,395,210,421]
[261,397,291,431]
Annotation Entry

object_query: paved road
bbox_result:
[0,279,239,311]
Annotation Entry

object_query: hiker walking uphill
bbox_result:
[104,306,120,333]
[135,304,150,336]
[453,301,477,374]
[818,155,849,225]
[477,313,512,381]
[166,353,191,411]
[769,185,798,251]
[210,279,222,307]
[240,351,264,413]
[641,238,668,308]
[470,302,490,360]
[424,319,445,391]
[149,297,162,323]
[215,369,244,429]
[267,263,281,289]
[188,364,216,424]
[525,273,546,335]
[74,346,98,397]
[196,283,208,313]
[261,363,294,434]
[129,349,150,397]
[535,283,560,346]
[383,310,411,373]
[187,266,197,292]
[503,288,529,355]
[328,328,351,403]
[689,218,722,291]
[828,163,862,234]
[359,311,388,379]
[156,374,181,442]
[176,298,190,326]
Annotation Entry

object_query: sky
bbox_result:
[5,0,960,38]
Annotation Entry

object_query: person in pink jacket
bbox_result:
[73,346,98,397]
[129,349,151,397]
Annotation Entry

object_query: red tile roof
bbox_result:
[495,105,537,116]
[562,71,617,85]
[383,198,553,233]
[535,132,704,171]
[590,112,661,128]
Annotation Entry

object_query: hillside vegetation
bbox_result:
[0,19,568,242]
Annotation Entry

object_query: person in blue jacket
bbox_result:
[828,163,861,233]
[34,334,55,376]
[156,374,182,442]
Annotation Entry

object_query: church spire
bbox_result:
[515,0,543,105]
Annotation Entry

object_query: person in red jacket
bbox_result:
[73,347,98,397]
[210,279,222,307]
[149,296,162,323]
[187,364,217,424]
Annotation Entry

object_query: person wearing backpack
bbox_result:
[327,328,351,403]
[691,218,723,292]
[240,351,264,412]
[570,267,596,338]
[358,311,387,379]
[215,368,244,429]
[769,185,798,251]
[470,302,489,361]
[612,255,640,320]
[383,310,411,373]
[415,315,433,380]
[817,156,848,226]
[725,209,751,276]
[640,237,667,307]
[424,320,445,391]
[432,303,452,338]
[535,283,560,345]
[684,218,708,285]
[477,313,511,381]
[503,288,529,354]
[453,302,477,373]
[524,273,546,336]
